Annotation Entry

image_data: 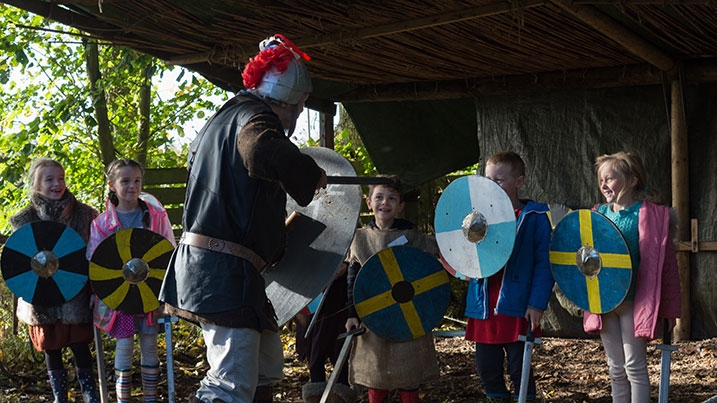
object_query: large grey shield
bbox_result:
[263,147,362,326]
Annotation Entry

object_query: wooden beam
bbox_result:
[294,0,546,48]
[319,111,335,150]
[551,0,676,73]
[669,75,691,341]
[163,0,547,64]
[576,0,710,3]
[336,59,717,103]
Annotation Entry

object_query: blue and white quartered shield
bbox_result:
[353,245,450,341]
[1,221,88,306]
[434,175,516,279]
[550,209,632,314]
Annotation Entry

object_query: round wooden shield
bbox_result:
[550,209,632,314]
[434,175,516,279]
[1,221,88,306]
[353,245,450,341]
[263,147,362,326]
[90,228,174,314]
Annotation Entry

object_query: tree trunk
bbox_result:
[84,39,114,166]
[137,64,152,167]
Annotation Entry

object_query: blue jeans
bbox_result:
[196,324,284,402]
[475,341,536,398]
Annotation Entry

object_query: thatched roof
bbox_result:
[5,0,717,185]
[6,0,717,109]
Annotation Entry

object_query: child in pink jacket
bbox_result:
[585,151,681,403]
[86,158,175,402]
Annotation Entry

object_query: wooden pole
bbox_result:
[319,104,336,150]
[670,77,690,341]
[551,0,675,73]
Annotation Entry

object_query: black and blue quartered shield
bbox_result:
[353,245,450,341]
[550,209,632,314]
[90,228,174,314]
[1,221,88,306]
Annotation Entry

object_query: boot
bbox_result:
[330,383,357,403]
[399,389,419,403]
[141,364,160,402]
[253,385,273,403]
[368,388,390,403]
[301,381,326,403]
[302,382,357,403]
[76,367,100,403]
[48,369,69,403]
[115,368,132,403]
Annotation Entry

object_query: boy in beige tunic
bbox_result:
[345,175,440,403]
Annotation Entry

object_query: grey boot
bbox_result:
[301,381,326,403]
[302,382,357,403]
[329,383,358,403]
[76,367,100,403]
[48,369,69,403]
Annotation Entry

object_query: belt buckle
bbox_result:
[207,238,225,252]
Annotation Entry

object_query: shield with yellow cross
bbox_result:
[550,209,632,314]
[90,228,174,314]
[353,245,450,341]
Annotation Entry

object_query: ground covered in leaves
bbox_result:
[1,332,716,402]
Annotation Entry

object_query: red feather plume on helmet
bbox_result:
[242,34,310,90]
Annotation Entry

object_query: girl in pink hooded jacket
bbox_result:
[586,151,681,403]
[86,159,176,402]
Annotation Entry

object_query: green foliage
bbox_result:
[0,6,224,379]
[0,5,225,232]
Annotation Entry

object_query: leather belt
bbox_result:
[179,232,267,270]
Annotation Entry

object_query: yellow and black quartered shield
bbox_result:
[434,175,516,280]
[90,228,174,314]
[550,209,632,314]
[353,245,450,341]
[1,221,88,306]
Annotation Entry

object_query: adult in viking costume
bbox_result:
[159,34,326,403]
[344,176,441,403]
[10,158,100,403]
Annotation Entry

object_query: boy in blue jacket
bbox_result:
[464,151,554,403]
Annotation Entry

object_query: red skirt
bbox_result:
[29,321,93,351]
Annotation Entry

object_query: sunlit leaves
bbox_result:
[0,5,225,232]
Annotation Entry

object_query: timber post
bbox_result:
[670,75,690,341]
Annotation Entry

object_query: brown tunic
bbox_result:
[347,225,441,389]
